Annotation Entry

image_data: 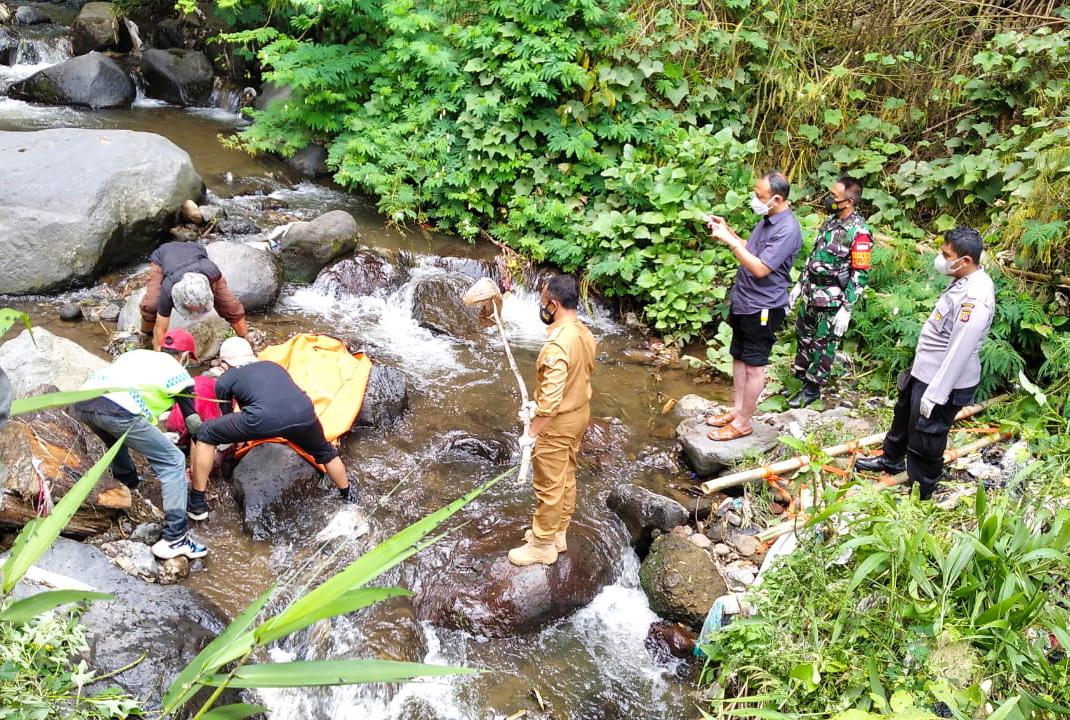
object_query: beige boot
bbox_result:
[525,528,567,553]
[507,538,558,566]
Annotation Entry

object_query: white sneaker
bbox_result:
[152,534,208,560]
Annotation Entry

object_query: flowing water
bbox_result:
[2,40,729,719]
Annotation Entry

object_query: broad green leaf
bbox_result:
[201,659,479,688]
[0,590,114,623]
[987,697,1020,720]
[201,703,270,720]
[256,470,505,644]
[2,434,127,593]
[0,309,31,339]
[162,584,276,713]
[849,551,891,591]
[721,710,794,719]
[255,587,412,644]
[10,386,129,417]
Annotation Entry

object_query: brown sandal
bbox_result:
[704,411,736,427]
[707,424,753,441]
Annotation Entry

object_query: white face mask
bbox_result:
[750,193,773,216]
[934,253,964,275]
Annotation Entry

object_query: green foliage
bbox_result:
[699,485,1070,719]
[0,602,141,719]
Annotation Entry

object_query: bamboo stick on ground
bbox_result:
[700,395,1007,494]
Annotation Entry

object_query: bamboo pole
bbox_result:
[754,430,1015,544]
[700,394,1007,494]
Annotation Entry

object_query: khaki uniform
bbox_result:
[530,316,596,541]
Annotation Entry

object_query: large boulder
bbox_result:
[313,249,405,299]
[675,416,781,476]
[287,143,329,177]
[410,271,484,340]
[278,210,360,283]
[253,80,291,111]
[607,483,688,556]
[139,48,213,107]
[354,364,408,428]
[14,5,50,24]
[0,129,203,295]
[205,241,283,312]
[11,539,230,710]
[231,442,322,541]
[0,407,150,537]
[639,533,728,629]
[71,2,130,55]
[8,52,135,109]
[0,328,107,397]
[415,522,618,637]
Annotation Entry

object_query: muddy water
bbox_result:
[3,56,729,719]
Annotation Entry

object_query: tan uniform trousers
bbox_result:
[531,405,590,541]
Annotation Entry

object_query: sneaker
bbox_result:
[152,534,208,560]
[187,492,211,521]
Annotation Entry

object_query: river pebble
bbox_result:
[59,303,83,321]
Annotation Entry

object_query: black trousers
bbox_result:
[882,374,968,500]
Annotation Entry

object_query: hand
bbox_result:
[919,397,935,419]
[832,306,851,336]
[788,283,802,311]
[517,432,537,450]
[517,401,537,424]
[706,214,732,243]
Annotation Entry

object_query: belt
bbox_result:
[809,277,842,288]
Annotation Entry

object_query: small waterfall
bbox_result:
[208,77,256,114]
[11,34,71,67]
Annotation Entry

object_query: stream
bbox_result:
[2,31,730,720]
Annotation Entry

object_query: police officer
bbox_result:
[510,275,596,567]
[787,176,872,408]
[855,226,995,499]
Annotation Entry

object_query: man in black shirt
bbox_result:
[187,337,357,519]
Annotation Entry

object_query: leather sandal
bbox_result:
[704,411,736,427]
[707,424,753,441]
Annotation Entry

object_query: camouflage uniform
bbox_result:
[792,211,872,386]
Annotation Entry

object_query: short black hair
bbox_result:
[544,274,579,310]
[762,171,790,201]
[944,226,984,264]
[837,176,862,205]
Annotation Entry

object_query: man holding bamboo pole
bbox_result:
[509,275,596,567]
[855,227,995,499]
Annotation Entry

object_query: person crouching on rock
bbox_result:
[140,240,248,351]
[187,337,357,520]
[510,275,596,567]
[71,340,208,561]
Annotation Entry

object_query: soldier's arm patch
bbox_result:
[959,301,975,323]
[850,233,872,270]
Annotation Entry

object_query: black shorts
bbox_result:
[196,413,339,464]
[728,308,786,366]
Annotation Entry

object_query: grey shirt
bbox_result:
[911,268,995,406]
[729,209,803,314]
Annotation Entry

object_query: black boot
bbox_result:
[855,455,906,474]
[787,382,821,409]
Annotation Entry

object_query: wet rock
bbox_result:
[606,483,688,556]
[314,250,405,299]
[645,621,697,661]
[232,442,323,541]
[278,210,361,283]
[205,241,283,312]
[415,523,617,637]
[416,255,500,284]
[9,52,135,109]
[357,597,427,664]
[411,271,484,339]
[438,430,510,465]
[580,416,626,469]
[101,539,158,580]
[675,416,780,476]
[129,522,162,545]
[672,394,717,420]
[14,5,50,24]
[152,17,186,49]
[116,289,143,332]
[253,80,291,111]
[11,538,230,710]
[0,128,202,294]
[98,303,120,322]
[199,205,222,224]
[157,556,190,585]
[288,143,329,177]
[216,217,259,235]
[59,303,83,321]
[72,2,130,55]
[139,48,214,107]
[0,328,107,396]
[639,533,728,629]
[355,364,408,428]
